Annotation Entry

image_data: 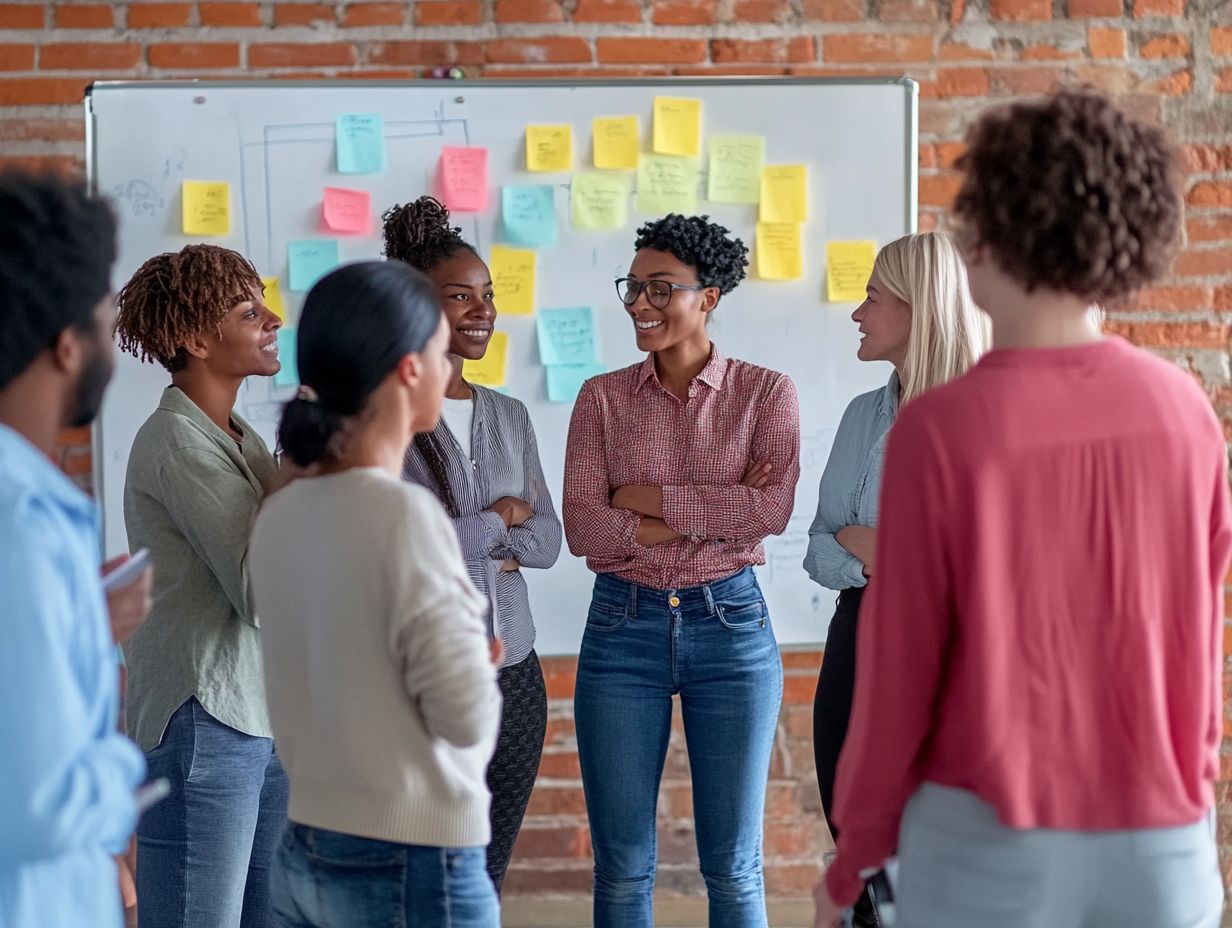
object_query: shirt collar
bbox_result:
[880,371,901,421]
[634,345,730,394]
[0,422,95,520]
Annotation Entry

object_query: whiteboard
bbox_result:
[87,78,917,653]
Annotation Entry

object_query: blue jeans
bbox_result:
[574,567,784,928]
[270,824,500,928]
[136,697,289,928]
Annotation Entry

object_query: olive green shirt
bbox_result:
[122,386,275,752]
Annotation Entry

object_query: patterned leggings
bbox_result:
[486,650,548,893]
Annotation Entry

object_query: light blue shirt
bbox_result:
[0,424,145,928]
[803,373,899,591]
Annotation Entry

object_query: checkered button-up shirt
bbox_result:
[563,346,801,590]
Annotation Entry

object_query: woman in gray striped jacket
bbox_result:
[382,196,563,893]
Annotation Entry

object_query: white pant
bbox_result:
[896,784,1223,928]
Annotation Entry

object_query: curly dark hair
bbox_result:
[381,195,476,272]
[115,244,262,373]
[633,214,748,295]
[953,88,1180,303]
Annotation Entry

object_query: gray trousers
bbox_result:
[896,784,1223,928]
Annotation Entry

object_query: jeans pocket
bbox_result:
[586,601,629,632]
[716,597,768,630]
[305,828,407,867]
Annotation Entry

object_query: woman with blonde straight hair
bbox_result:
[802,230,985,927]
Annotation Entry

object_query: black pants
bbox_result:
[486,649,548,894]
[813,586,864,838]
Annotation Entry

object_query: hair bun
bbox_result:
[278,395,345,468]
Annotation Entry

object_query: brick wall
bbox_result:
[2,0,1228,915]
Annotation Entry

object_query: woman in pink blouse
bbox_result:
[564,214,800,928]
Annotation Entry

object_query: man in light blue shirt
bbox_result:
[0,173,146,928]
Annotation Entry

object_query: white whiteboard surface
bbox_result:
[88,78,916,653]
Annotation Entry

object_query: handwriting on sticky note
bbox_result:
[501,185,556,247]
[708,135,764,205]
[287,240,341,292]
[653,97,701,158]
[273,327,298,388]
[572,173,629,231]
[547,362,606,404]
[637,155,698,215]
[438,146,489,212]
[322,187,371,234]
[489,245,536,316]
[526,125,572,173]
[462,330,509,387]
[760,165,807,223]
[182,181,229,236]
[261,277,286,321]
[756,222,804,281]
[826,240,878,302]
[336,114,386,174]
[593,116,639,170]
[537,307,596,367]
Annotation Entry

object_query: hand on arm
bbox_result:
[487,496,533,529]
[610,484,664,518]
[635,517,683,546]
[101,555,153,645]
[836,525,877,576]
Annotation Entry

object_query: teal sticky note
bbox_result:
[274,327,298,387]
[288,240,340,292]
[502,185,556,247]
[546,362,605,403]
[336,114,386,174]
[537,306,596,366]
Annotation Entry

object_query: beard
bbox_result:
[67,341,114,428]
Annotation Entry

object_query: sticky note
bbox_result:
[462,330,508,387]
[181,181,229,236]
[438,146,489,213]
[273,327,298,387]
[826,240,878,303]
[760,165,808,223]
[322,187,371,234]
[547,362,605,404]
[652,97,701,158]
[336,114,386,174]
[572,172,629,231]
[489,245,536,316]
[708,135,764,205]
[261,277,286,321]
[288,240,340,292]
[501,185,556,247]
[537,307,596,367]
[756,222,804,281]
[526,125,572,173]
[593,116,639,170]
[637,155,698,215]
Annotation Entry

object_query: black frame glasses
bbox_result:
[615,277,706,310]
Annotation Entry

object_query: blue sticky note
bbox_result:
[502,185,556,247]
[336,114,386,174]
[288,240,340,292]
[537,306,596,366]
[546,362,606,404]
[274,327,298,387]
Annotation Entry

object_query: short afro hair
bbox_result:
[381,195,476,273]
[953,88,1180,303]
[633,214,748,295]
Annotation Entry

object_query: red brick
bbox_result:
[483,36,591,64]
[711,37,815,63]
[936,66,990,96]
[1150,67,1192,95]
[765,821,825,856]
[0,116,84,141]
[990,0,1050,19]
[127,2,193,27]
[1132,285,1211,311]
[1071,62,1140,93]
[823,33,933,62]
[1188,215,1232,243]
[936,140,966,167]
[801,0,867,18]
[596,36,708,64]
[340,1,404,25]
[525,785,589,816]
[919,173,963,206]
[992,65,1064,94]
[0,154,81,175]
[41,42,142,70]
[1212,28,1232,56]
[274,3,336,25]
[939,41,996,60]
[541,659,576,699]
[780,650,822,670]
[335,67,416,78]
[1140,33,1189,57]
[1188,183,1232,208]
[1022,43,1080,59]
[483,64,671,77]
[1068,0,1121,14]
[765,862,825,894]
[1172,246,1232,277]
[876,0,939,19]
[62,448,92,477]
[1184,144,1232,172]
[415,0,482,24]
[536,750,582,779]
[1089,26,1126,57]
[730,0,790,20]
[54,4,115,28]
[511,825,591,859]
[59,426,91,447]
[250,42,356,67]
[0,44,33,70]
[495,0,564,21]
[676,64,789,75]
[149,43,241,69]
[653,0,717,22]
[573,0,641,20]
[0,77,89,105]
[1133,0,1183,14]
[783,672,816,704]
[1216,285,1232,313]
[1104,321,1229,348]
[0,3,44,28]
[502,865,594,894]
[199,2,263,25]
[1218,67,1232,93]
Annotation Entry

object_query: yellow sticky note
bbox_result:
[826,240,878,303]
[593,116,639,170]
[637,155,698,215]
[756,223,803,281]
[526,125,573,172]
[652,97,701,157]
[261,277,286,320]
[489,245,536,316]
[182,180,230,236]
[462,331,509,387]
[572,172,629,231]
[759,165,807,223]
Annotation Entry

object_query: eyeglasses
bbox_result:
[615,277,706,311]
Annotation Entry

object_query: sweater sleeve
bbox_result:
[1204,435,1232,777]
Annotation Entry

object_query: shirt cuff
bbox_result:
[842,553,869,588]
[825,854,866,908]
[661,486,706,540]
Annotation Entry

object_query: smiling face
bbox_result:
[851,270,912,368]
[425,249,496,361]
[191,284,282,378]
[621,248,719,353]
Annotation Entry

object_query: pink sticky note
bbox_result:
[438,146,489,212]
[322,187,371,234]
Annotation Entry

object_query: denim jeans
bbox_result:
[270,824,499,928]
[574,567,784,928]
[136,697,288,928]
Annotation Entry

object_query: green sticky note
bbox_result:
[537,307,596,366]
[708,135,764,205]
[637,155,698,215]
[288,240,340,292]
[501,185,557,247]
[572,172,629,231]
